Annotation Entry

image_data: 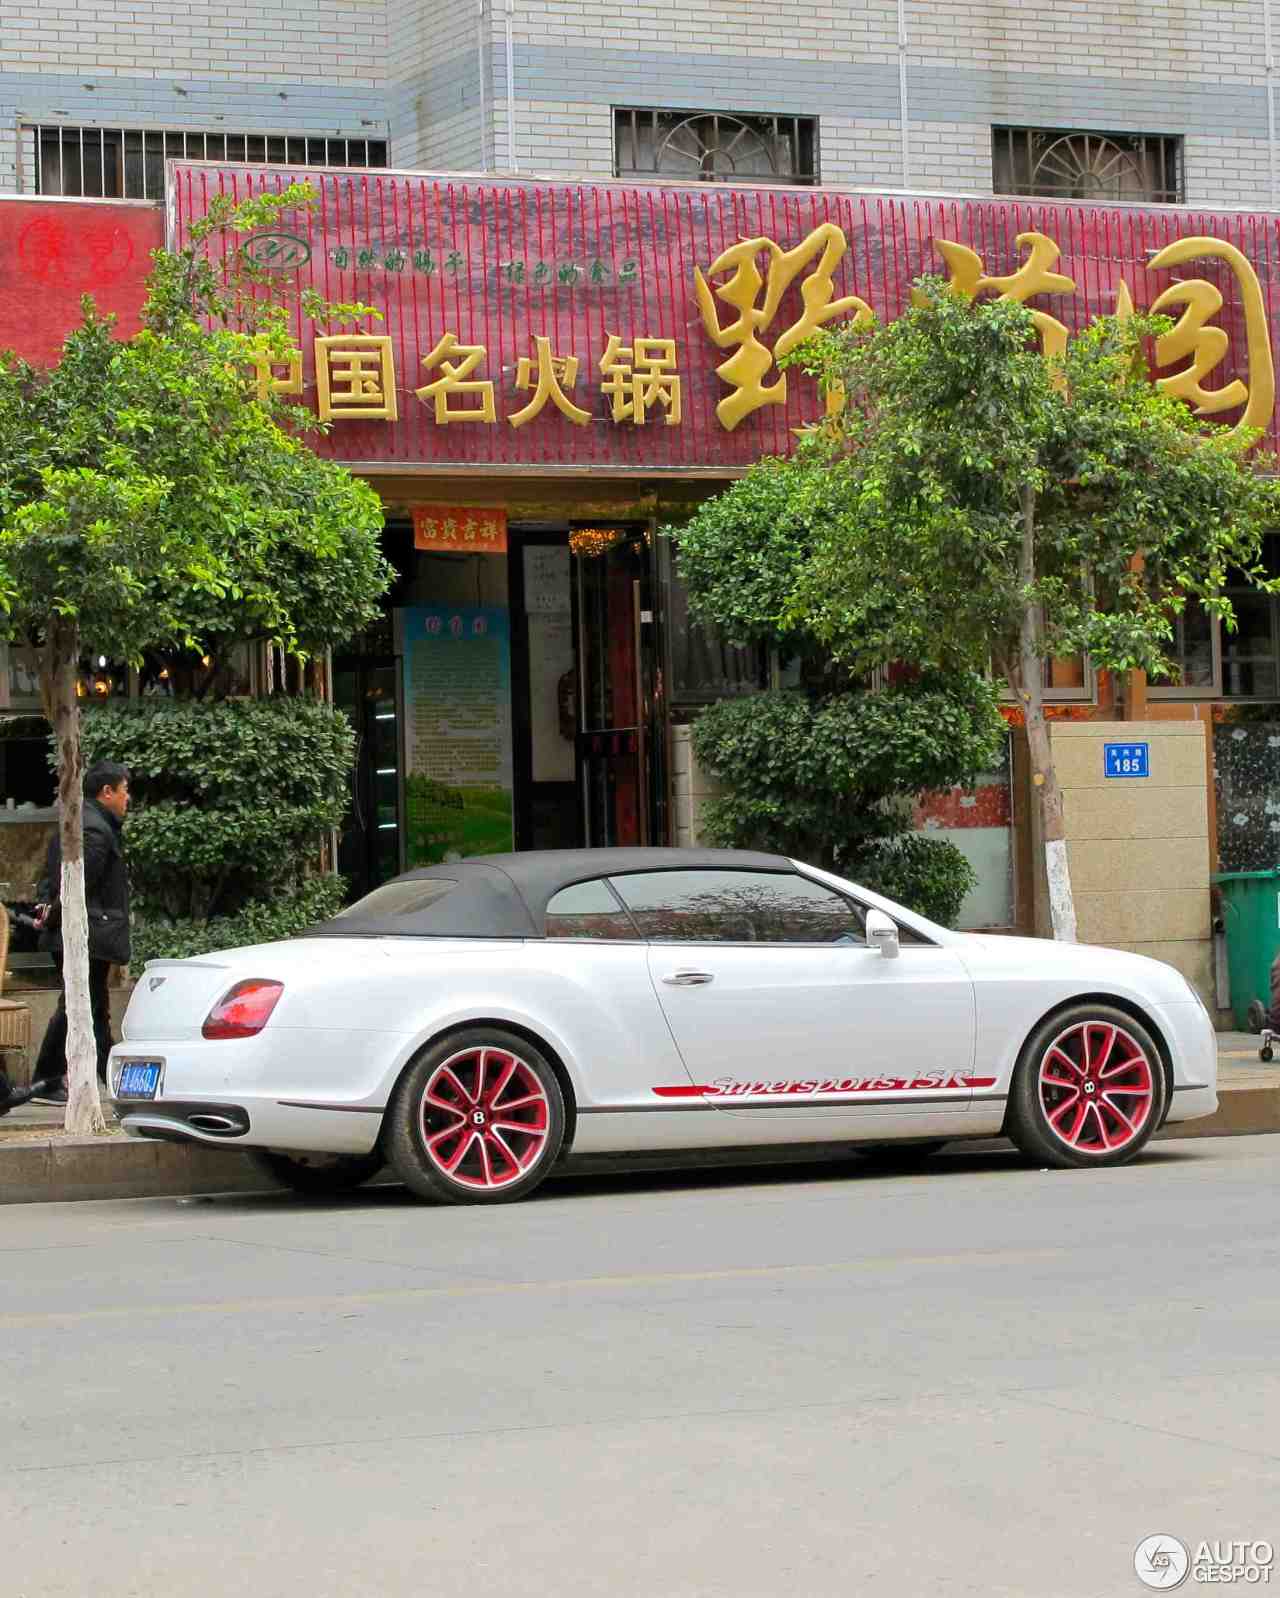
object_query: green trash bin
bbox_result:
[1212,869,1280,1030]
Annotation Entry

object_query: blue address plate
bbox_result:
[116,1062,162,1100]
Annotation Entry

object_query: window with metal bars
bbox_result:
[992,126,1183,205]
[613,108,818,185]
[26,127,389,201]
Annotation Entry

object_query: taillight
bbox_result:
[202,979,284,1040]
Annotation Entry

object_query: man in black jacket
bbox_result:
[31,761,131,1105]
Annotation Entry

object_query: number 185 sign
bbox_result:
[1105,742,1150,779]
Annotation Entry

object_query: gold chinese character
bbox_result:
[919,230,1073,360]
[249,351,303,405]
[600,335,682,425]
[416,333,497,424]
[314,335,398,421]
[509,335,590,428]
[1147,237,1275,437]
[694,223,870,431]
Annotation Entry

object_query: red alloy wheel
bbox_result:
[418,1046,551,1190]
[1037,1020,1155,1155]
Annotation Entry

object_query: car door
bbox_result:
[607,868,978,1123]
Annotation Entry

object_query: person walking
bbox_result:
[31,762,131,1105]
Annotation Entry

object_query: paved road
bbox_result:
[3,1137,1277,1598]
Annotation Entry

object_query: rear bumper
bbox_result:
[114,1099,251,1139]
[116,1094,385,1155]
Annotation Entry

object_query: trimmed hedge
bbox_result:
[80,697,354,958]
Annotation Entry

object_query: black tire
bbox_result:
[1007,1003,1168,1169]
[854,1140,948,1166]
[385,1027,566,1205]
[1262,1046,1274,1063]
[249,1148,385,1195]
[1248,999,1268,1035]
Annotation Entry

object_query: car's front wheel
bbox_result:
[1007,1003,1167,1168]
[385,1028,566,1204]
[249,1149,386,1195]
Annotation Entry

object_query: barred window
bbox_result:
[26,127,389,202]
[992,127,1183,205]
[614,109,818,185]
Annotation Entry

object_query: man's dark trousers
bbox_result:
[34,954,113,1083]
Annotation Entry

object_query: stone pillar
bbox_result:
[1046,719,1212,1004]
[669,724,721,848]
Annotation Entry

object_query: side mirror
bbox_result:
[865,909,900,960]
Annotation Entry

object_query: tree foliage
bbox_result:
[784,286,1280,682]
[681,283,1280,940]
[0,183,391,1129]
[672,460,1007,923]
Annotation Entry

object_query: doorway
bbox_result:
[510,524,661,851]
[333,657,403,900]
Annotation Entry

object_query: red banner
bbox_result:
[412,505,507,553]
[0,198,162,367]
[170,163,1280,469]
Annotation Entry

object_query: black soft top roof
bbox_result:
[309,847,794,939]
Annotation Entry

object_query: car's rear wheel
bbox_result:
[249,1148,385,1195]
[1007,1003,1167,1168]
[385,1028,566,1205]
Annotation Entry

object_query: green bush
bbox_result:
[856,834,977,929]
[130,875,346,966]
[79,697,354,946]
[689,673,1003,925]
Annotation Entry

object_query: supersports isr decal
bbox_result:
[653,1071,996,1099]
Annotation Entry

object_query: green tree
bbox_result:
[771,286,1280,939]
[0,186,391,1132]
[670,466,1008,925]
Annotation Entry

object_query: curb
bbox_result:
[2,1080,1277,1205]
[1154,1080,1280,1141]
[0,1135,277,1206]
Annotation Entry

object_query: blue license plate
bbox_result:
[116,1062,162,1100]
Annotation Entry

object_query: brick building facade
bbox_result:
[4,1,1275,208]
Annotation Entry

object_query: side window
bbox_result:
[545,879,639,940]
[608,870,867,944]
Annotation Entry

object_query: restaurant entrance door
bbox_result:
[510,525,660,851]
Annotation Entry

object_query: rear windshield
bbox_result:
[334,879,458,919]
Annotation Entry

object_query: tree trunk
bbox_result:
[1016,483,1078,943]
[41,625,106,1134]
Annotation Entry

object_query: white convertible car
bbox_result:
[109,848,1218,1203]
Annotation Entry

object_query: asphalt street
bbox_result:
[2,1136,1277,1598]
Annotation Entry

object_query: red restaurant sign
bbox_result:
[413,505,507,553]
[170,162,1280,471]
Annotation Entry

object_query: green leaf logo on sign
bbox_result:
[241,232,312,271]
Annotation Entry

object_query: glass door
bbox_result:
[333,658,402,900]
[574,529,654,848]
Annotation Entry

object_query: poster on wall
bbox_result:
[399,606,514,865]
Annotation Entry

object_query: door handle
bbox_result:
[662,970,714,987]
